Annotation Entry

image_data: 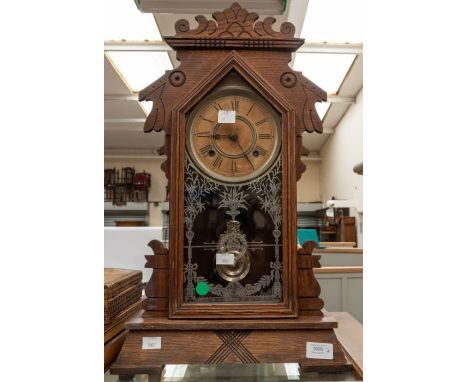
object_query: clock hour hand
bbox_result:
[235,140,255,169]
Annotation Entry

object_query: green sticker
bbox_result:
[195,282,209,296]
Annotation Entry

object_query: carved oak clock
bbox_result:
[111,3,352,379]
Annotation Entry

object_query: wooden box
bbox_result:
[104,268,142,324]
[104,268,142,300]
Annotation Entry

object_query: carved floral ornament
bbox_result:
[175,2,294,38]
[165,2,303,51]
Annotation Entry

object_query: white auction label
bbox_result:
[142,337,161,350]
[218,110,236,123]
[216,252,235,265]
[306,342,333,360]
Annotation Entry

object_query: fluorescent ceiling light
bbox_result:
[104,0,162,40]
[107,51,172,92]
[293,53,356,94]
[163,365,188,378]
[284,362,300,380]
[137,0,283,15]
[301,0,362,43]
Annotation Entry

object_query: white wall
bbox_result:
[104,227,164,282]
[320,90,363,246]
[297,160,321,202]
[320,89,363,209]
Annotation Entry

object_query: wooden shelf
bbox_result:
[316,248,363,254]
[315,266,363,274]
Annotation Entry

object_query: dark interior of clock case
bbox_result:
[183,157,283,304]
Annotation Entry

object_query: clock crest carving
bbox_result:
[111,3,353,379]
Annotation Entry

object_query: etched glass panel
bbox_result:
[183,158,282,303]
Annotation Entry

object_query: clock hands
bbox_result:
[196,115,259,171]
[194,133,234,139]
[234,139,255,169]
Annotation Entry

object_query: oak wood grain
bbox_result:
[104,301,142,343]
[111,328,349,373]
[125,313,337,330]
[104,329,128,372]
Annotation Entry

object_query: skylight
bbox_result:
[104,0,162,40]
[140,101,153,116]
[316,102,330,120]
[107,51,172,92]
[293,53,356,94]
[301,0,362,43]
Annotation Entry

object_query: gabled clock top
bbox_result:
[139,2,326,158]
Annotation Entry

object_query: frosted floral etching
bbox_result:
[183,157,282,302]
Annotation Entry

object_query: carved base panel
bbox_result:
[110,317,351,377]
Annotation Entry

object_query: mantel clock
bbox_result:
[111,3,353,379]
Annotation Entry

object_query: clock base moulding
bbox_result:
[110,314,353,378]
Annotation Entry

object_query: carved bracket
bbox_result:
[144,240,169,312]
[297,241,324,316]
[139,75,168,133]
[302,80,327,134]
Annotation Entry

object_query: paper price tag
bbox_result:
[216,252,235,265]
[142,337,161,350]
[306,342,333,360]
[218,110,236,123]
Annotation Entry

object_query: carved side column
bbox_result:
[297,240,324,316]
[143,240,169,316]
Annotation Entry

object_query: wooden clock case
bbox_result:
[111,3,353,379]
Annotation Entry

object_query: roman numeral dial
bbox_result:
[186,90,281,183]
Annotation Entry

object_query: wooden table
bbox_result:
[329,311,363,379]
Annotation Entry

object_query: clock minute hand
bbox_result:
[193,133,231,138]
[214,134,232,138]
[235,140,255,170]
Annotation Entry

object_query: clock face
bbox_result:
[186,88,281,183]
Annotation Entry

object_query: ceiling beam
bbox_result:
[105,40,168,52]
[104,40,362,54]
[104,154,166,159]
[327,95,355,104]
[136,0,284,15]
[299,42,362,54]
[105,95,140,102]
[105,118,146,124]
